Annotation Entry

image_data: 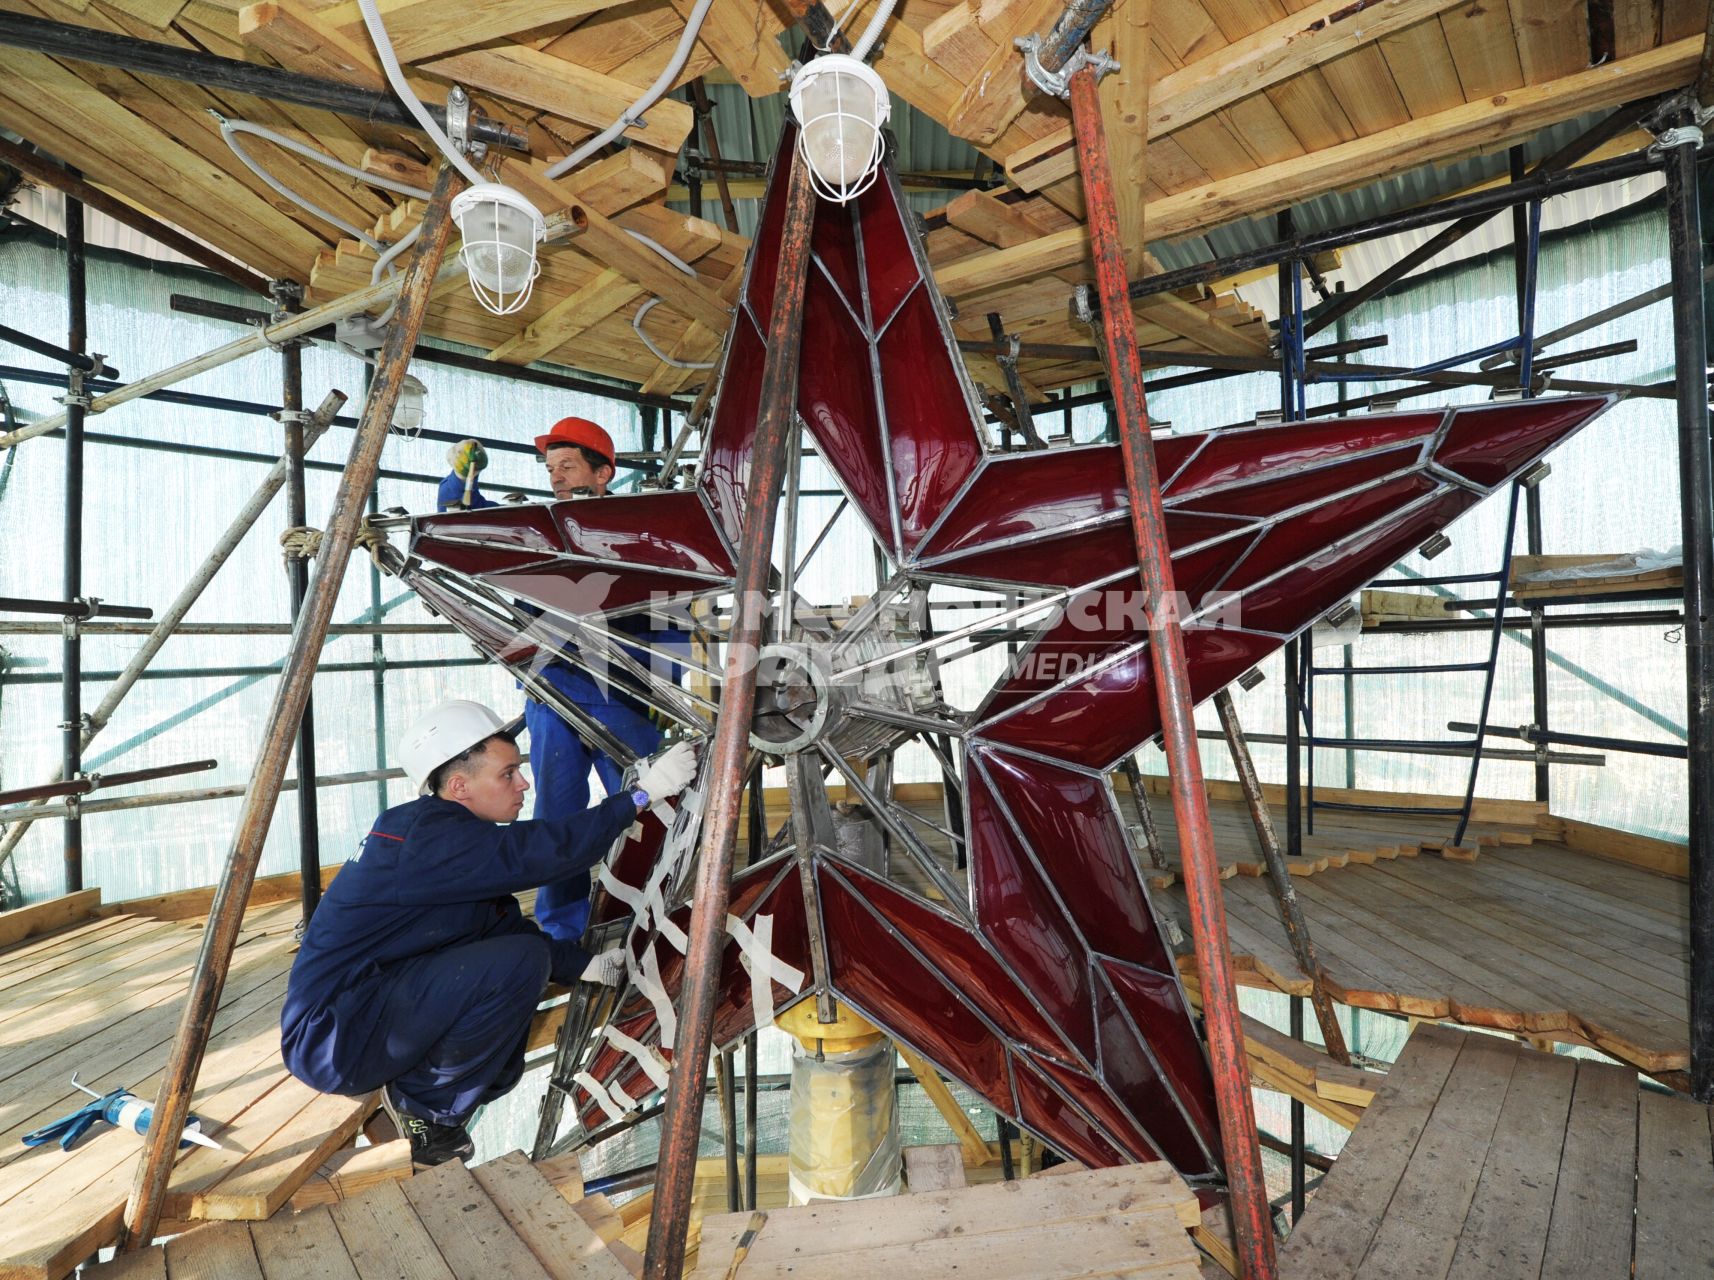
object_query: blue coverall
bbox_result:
[438,471,665,942]
[280,791,636,1124]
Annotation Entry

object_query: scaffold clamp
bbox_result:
[1015,34,1117,101]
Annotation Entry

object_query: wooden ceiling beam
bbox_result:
[487,268,643,365]
[666,0,791,98]
[940,189,1264,358]
[1095,0,1151,278]
[1006,0,1472,196]
[962,37,1701,302]
[309,0,628,63]
[421,46,695,155]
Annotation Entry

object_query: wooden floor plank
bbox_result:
[1277,1024,1465,1280]
[79,1246,165,1280]
[1302,868,1565,1030]
[0,971,300,1278]
[0,924,200,1034]
[251,1205,362,1280]
[398,1161,554,1280]
[0,917,159,988]
[164,1080,375,1222]
[1357,1032,1521,1279]
[704,1215,1196,1278]
[1381,857,1688,1017]
[1539,1060,1640,1280]
[163,1221,265,1280]
[470,1151,632,1280]
[327,1179,456,1280]
[1633,1090,1714,1279]
[1445,1048,1577,1280]
[0,943,295,1164]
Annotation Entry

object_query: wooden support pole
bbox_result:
[1067,63,1279,1280]
[1212,689,1349,1065]
[642,148,818,1280]
[117,164,463,1250]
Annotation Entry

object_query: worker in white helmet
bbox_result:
[279,699,695,1168]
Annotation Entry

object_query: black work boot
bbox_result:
[381,1083,475,1168]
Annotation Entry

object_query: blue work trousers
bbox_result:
[303,934,551,1124]
[525,681,660,941]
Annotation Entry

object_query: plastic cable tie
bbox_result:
[637,944,677,1049]
[603,1024,671,1092]
[572,1071,626,1124]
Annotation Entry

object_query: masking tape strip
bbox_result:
[572,1071,625,1124]
[603,1024,671,1093]
[598,864,646,915]
[637,943,677,1049]
[608,1079,637,1113]
[725,912,805,1032]
[643,877,689,954]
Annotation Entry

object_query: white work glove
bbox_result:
[580,947,626,986]
[635,741,696,804]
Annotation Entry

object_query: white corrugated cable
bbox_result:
[214,113,382,252]
[357,0,485,188]
[213,115,431,298]
[625,229,716,369]
[217,117,431,201]
[848,0,898,60]
[543,0,716,179]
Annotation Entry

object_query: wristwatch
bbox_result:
[631,788,650,810]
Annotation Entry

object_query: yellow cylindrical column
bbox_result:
[777,1002,902,1204]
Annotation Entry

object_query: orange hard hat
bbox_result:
[534,416,615,467]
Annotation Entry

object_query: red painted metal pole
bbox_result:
[643,149,818,1280]
[1067,65,1280,1279]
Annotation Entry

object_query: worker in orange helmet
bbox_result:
[437,417,670,942]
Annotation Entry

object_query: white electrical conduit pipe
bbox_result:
[544,0,716,179]
[215,115,432,301]
[625,229,716,369]
[216,113,384,253]
[358,0,485,188]
[848,0,897,60]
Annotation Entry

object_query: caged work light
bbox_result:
[450,183,545,316]
[788,54,891,204]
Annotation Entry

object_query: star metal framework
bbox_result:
[379,135,1614,1188]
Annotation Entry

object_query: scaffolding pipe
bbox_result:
[0,596,152,620]
[61,183,86,894]
[0,320,116,378]
[1212,691,1349,1065]
[168,294,694,416]
[0,621,451,636]
[0,758,216,807]
[643,149,817,1280]
[0,13,528,150]
[1066,64,1278,1279]
[119,164,464,1250]
[0,763,409,824]
[1664,114,1714,1103]
[274,283,323,923]
[0,260,469,450]
[0,391,345,868]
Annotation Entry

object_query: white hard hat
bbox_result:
[397,699,509,796]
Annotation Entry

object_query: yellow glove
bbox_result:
[446,438,488,479]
